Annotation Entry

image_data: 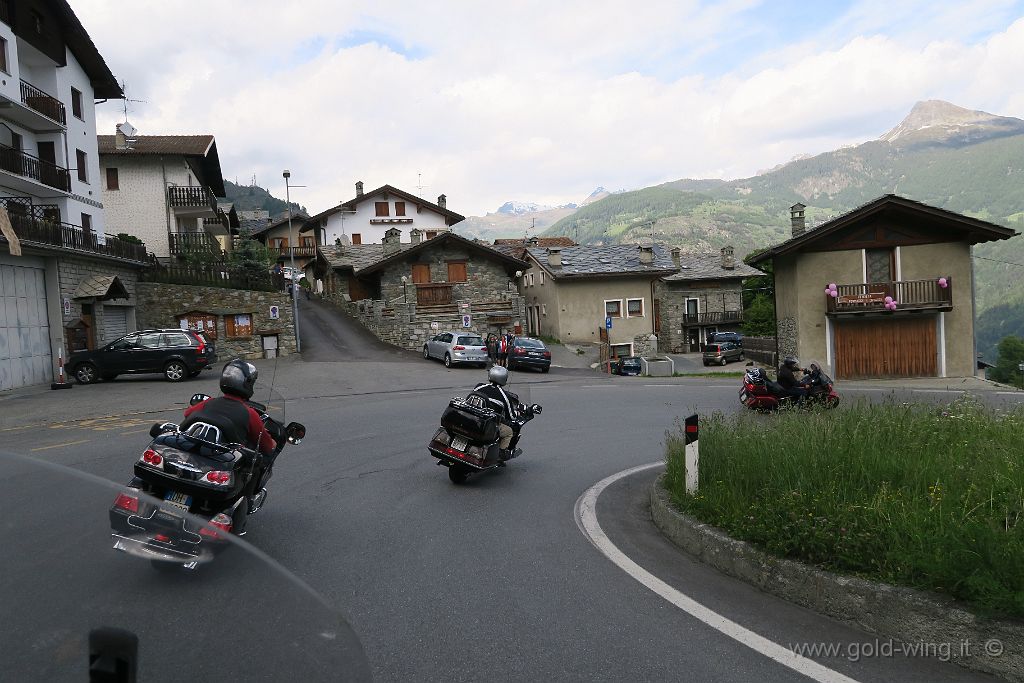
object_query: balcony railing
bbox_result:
[826,278,953,314]
[416,282,454,306]
[271,245,317,258]
[0,143,71,191]
[20,80,67,125]
[2,212,149,262]
[168,186,217,211]
[168,231,223,256]
[140,264,277,292]
[682,310,743,325]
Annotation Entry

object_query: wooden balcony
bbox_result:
[168,186,217,211]
[168,231,222,256]
[2,211,148,262]
[20,79,66,125]
[271,245,317,258]
[416,282,454,306]
[826,278,953,315]
[682,310,743,325]
[0,143,71,191]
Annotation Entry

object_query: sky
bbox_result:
[76,0,1024,217]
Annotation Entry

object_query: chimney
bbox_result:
[790,203,806,237]
[528,236,539,246]
[382,227,401,256]
[547,246,562,268]
[720,246,736,270]
[638,244,654,265]
[409,228,423,245]
[437,194,446,209]
[671,246,681,268]
[115,126,127,150]
[356,181,364,197]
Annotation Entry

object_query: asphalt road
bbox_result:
[2,353,1018,681]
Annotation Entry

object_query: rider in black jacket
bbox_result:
[472,365,521,461]
[777,356,808,400]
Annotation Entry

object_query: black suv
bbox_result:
[707,331,743,346]
[69,329,218,384]
[507,337,551,373]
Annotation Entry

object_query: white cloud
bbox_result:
[76,1,1024,216]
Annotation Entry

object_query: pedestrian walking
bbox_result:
[497,332,508,367]
[486,333,498,367]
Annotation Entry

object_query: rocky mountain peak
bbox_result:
[880,100,1024,144]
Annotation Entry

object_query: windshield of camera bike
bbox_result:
[247,385,287,424]
[0,450,370,682]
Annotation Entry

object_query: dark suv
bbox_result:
[707,331,743,346]
[507,337,551,373]
[69,329,218,384]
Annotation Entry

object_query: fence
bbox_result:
[140,264,278,292]
[742,336,777,367]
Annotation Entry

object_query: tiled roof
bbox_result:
[527,244,677,279]
[320,244,415,273]
[493,237,577,260]
[97,135,215,156]
[663,253,763,281]
[239,217,271,235]
[307,184,465,225]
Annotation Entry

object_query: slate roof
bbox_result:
[72,275,129,301]
[248,213,308,237]
[526,244,677,279]
[492,237,576,260]
[319,244,415,272]
[663,253,763,281]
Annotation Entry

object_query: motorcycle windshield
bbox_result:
[0,450,370,682]
[248,385,287,424]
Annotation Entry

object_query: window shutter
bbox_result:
[447,262,467,282]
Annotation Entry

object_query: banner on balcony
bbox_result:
[0,207,22,256]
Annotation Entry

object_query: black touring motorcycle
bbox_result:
[110,389,305,569]
[427,384,542,484]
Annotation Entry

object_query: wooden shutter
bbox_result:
[412,264,431,284]
[106,167,119,190]
[351,233,361,245]
[395,202,406,216]
[447,261,467,282]
[375,202,389,216]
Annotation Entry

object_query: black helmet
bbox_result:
[783,356,800,368]
[221,358,258,399]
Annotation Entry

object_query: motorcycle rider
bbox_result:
[777,356,809,400]
[472,365,521,462]
[180,359,277,490]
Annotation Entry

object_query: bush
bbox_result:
[664,397,1024,617]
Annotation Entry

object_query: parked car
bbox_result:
[68,329,218,384]
[507,337,551,373]
[610,356,643,376]
[703,341,744,366]
[707,331,744,346]
[423,331,488,368]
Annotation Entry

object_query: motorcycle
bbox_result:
[109,389,305,569]
[739,363,840,411]
[428,386,542,484]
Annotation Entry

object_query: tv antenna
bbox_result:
[119,81,146,122]
[415,172,428,195]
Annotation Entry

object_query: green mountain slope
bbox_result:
[222,180,305,216]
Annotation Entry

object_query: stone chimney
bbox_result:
[790,203,806,237]
[409,228,423,245]
[528,236,539,246]
[547,246,562,267]
[671,246,681,268]
[356,181,364,197]
[382,227,402,256]
[437,194,446,209]
[720,246,736,270]
[115,126,127,150]
[638,244,654,265]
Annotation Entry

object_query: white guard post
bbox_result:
[683,413,698,494]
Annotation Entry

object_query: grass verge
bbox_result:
[664,396,1024,618]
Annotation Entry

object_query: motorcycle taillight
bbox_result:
[114,491,139,513]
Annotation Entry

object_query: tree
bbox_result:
[742,293,776,336]
[989,336,1024,387]
[230,237,275,278]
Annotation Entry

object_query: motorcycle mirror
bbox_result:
[531,404,542,414]
[285,422,306,444]
[190,393,211,406]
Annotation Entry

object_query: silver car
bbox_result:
[423,331,489,368]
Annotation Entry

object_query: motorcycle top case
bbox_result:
[440,397,499,443]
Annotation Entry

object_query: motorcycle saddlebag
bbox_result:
[440,398,499,443]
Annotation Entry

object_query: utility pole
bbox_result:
[283,170,304,353]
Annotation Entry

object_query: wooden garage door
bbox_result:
[834,317,936,379]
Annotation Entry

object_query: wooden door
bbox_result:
[834,317,937,379]
[411,264,431,284]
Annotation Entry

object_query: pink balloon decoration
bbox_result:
[829,290,838,298]
[938,277,948,288]
[825,287,832,294]
[828,283,837,290]
[884,296,893,303]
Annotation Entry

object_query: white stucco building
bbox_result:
[301,182,465,247]
[98,132,232,260]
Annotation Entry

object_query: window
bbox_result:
[605,299,622,318]
[610,343,633,359]
[71,88,84,119]
[526,273,535,286]
[161,332,194,348]
[302,236,315,246]
[106,167,119,190]
[138,332,163,349]
[540,272,545,285]
[447,261,467,282]
[425,231,438,240]
[225,314,253,338]
[76,149,88,182]
[626,298,644,317]
[81,214,93,243]
[541,304,547,315]
[395,201,406,216]
[351,233,361,245]
[375,202,389,217]
[9,131,21,152]
[270,237,288,249]
[109,334,138,351]
[0,38,8,74]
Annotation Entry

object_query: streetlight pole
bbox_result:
[283,170,301,353]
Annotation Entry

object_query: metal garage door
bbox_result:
[834,316,937,379]
[102,306,129,343]
[0,258,52,391]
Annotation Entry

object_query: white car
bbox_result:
[423,332,488,368]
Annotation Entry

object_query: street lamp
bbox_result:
[283,170,303,353]
[401,275,408,303]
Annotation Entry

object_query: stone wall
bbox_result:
[776,316,798,361]
[377,243,517,304]
[136,282,296,360]
[58,253,143,348]
[655,280,745,353]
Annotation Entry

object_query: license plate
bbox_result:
[739,391,748,402]
[450,436,468,452]
[164,491,192,511]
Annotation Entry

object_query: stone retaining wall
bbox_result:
[136,282,296,360]
[650,478,1024,682]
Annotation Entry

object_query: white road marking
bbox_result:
[580,385,616,388]
[574,462,860,683]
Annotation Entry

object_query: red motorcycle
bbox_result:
[739,364,840,411]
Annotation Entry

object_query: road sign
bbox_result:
[605,317,612,329]
[63,298,71,316]
[269,305,280,320]
[461,314,471,328]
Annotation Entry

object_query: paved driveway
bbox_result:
[297,298,419,363]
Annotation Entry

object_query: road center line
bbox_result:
[574,462,860,683]
[30,439,90,452]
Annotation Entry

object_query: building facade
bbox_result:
[750,195,1017,379]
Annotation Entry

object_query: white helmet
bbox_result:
[487,365,509,386]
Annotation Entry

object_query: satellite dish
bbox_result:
[117,121,138,138]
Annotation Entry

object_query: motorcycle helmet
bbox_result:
[221,358,258,399]
[487,365,509,387]
[783,356,800,369]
